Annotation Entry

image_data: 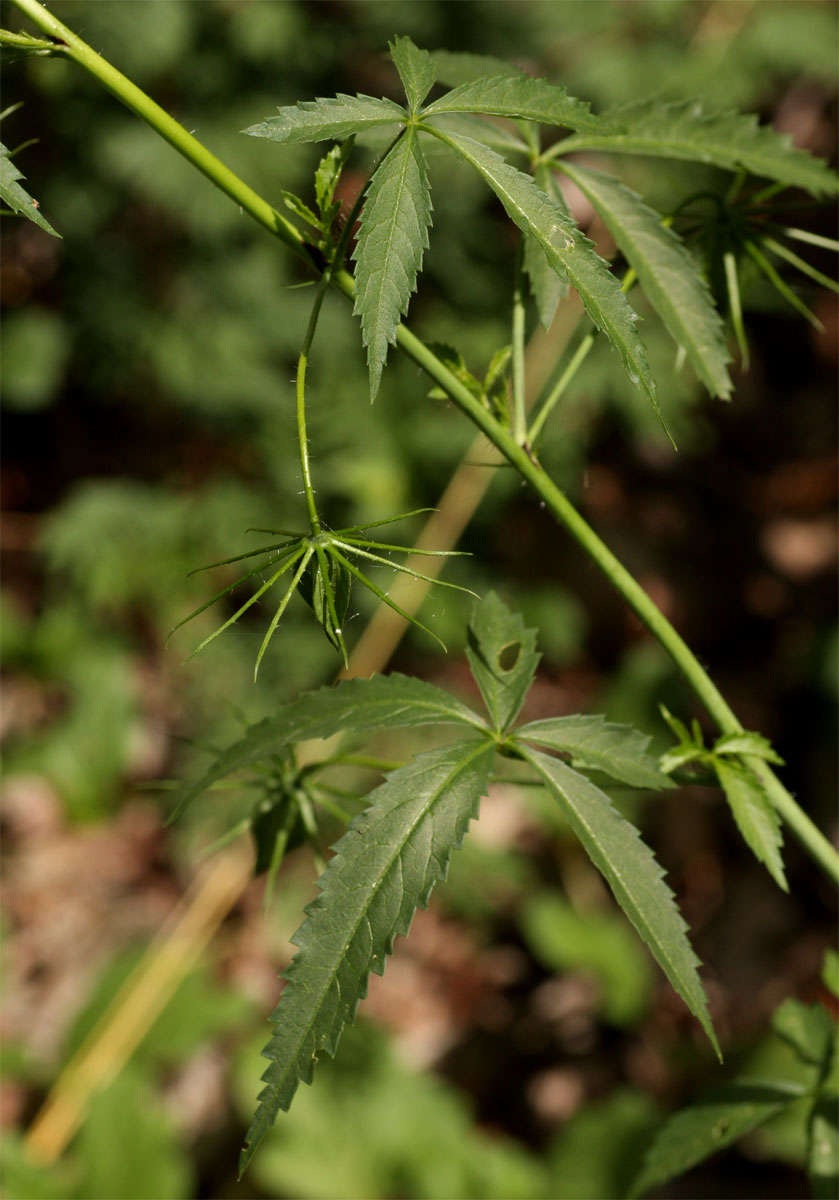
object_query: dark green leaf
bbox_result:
[0,141,59,236]
[772,999,834,1065]
[518,746,719,1056]
[245,94,405,145]
[523,163,569,327]
[240,739,495,1172]
[353,127,433,399]
[173,674,486,820]
[556,162,732,399]
[436,131,656,405]
[389,36,436,114]
[466,591,540,732]
[714,758,786,891]
[298,555,351,653]
[516,714,673,790]
[629,1083,799,1198]
[556,99,839,196]
[424,75,602,134]
[430,50,523,88]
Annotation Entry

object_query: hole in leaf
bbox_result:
[497,641,521,672]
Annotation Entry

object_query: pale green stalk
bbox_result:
[12,0,838,886]
[511,241,527,444]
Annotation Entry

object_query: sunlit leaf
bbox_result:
[517,746,719,1056]
[245,95,405,145]
[353,127,433,398]
[240,739,495,1171]
[557,162,732,398]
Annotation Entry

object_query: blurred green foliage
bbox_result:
[2,1,836,1197]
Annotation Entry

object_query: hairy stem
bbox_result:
[14,0,838,886]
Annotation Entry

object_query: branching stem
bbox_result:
[13,0,838,886]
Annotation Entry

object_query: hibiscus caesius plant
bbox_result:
[3,6,837,1192]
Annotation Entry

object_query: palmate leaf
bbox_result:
[424,74,603,134]
[172,674,486,821]
[556,99,839,197]
[516,714,673,790]
[518,746,719,1056]
[353,127,432,398]
[389,36,436,114]
[556,162,732,399]
[245,94,405,145]
[523,161,569,327]
[240,738,495,1173]
[714,758,786,891]
[465,591,540,732]
[629,1082,801,1198]
[435,131,656,405]
[0,140,59,235]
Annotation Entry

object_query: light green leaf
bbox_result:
[0,141,59,236]
[389,36,436,114]
[240,738,495,1172]
[516,714,673,790]
[434,131,656,405]
[79,1067,192,1200]
[245,94,405,145]
[714,758,787,891]
[424,75,602,134]
[556,162,732,399]
[173,674,486,820]
[518,746,719,1056]
[822,950,839,1000]
[629,1082,798,1198]
[466,591,540,733]
[314,139,352,221]
[809,1095,839,1200]
[524,162,569,327]
[714,730,784,763]
[430,50,523,88]
[772,999,834,1065]
[353,127,432,399]
[555,99,839,197]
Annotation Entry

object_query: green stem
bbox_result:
[528,328,595,449]
[511,241,527,444]
[15,0,838,886]
[9,0,312,266]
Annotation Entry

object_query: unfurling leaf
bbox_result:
[516,714,673,790]
[298,554,351,654]
[466,591,540,733]
[240,739,495,1172]
[556,99,839,196]
[314,139,353,222]
[517,746,719,1057]
[353,127,433,398]
[556,162,732,399]
[245,94,405,145]
[436,131,656,406]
